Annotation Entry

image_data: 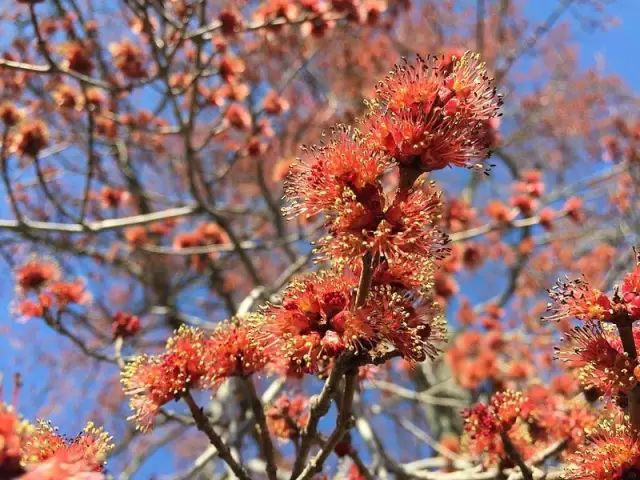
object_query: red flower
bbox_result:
[112,311,141,339]
[463,390,532,466]
[556,322,637,397]
[251,269,375,373]
[205,321,266,383]
[285,126,387,222]
[48,280,91,307]
[60,42,94,75]
[545,278,614,323]
[265,394,309,440]
[564,415,640,480]
[316,178,448,266]
[122,322,265,430]
[21,421,112,473]
[0,102,23,126]
[251,266,445,373]
[225,103,252,130]
[368,52,501,172]
[13,120,49,157]
[99,187,129,209]
[109,40,147,79]
[15,258,60,292]
[121,326,212,430]
[622,265,640,320]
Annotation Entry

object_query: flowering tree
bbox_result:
[0,0,639,479]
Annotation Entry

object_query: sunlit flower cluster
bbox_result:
[120,51,499,436]
[462,390,532,465]
[556,322,638,398]
[122,323,264,430]
[0,403,112,480]
[250,267,445,374]
[546,262,640,325]
[564,415,640,480]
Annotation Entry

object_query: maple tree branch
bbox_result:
[182,390,252,480]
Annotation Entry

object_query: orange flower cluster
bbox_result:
[250,268,445,374]
[556,322,638,397]
[546,264,640,324]
[463,388,595,467]
[0,403,112,480]
[13,257,90,320]
[122,324,265,430]
[121,52,499,435]
[367,52,501,173]
[287,52,500,268]
[564,415,640,480]
[547,257,640,478]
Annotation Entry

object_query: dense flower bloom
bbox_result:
[109,40,147,79]
[122,322,264,430]
[556,322,637,397]
[47,280,91,307]
[59,42,94,75]
[13,120,49,157]
[21,421,112,472]
[622,265,640,320]
[205,321,266,383]
[121,326,212,430]
[112,311,141,339]
[251,269,375,373]
[362,285,445,363]
[546,263,640,324]
[545,277,616,323]
[0,102,23,126]
[285,126,387,222]
[463,390,533,465]
[564,415,640,480]
[522,384,596,450]
[316,178,449,266]
[367,52,501,172]
[251,267,445,373]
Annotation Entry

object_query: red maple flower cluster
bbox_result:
[556,322,639,397]
[545,257,640,478]
[121,51,499,436]
[546,263,640,324]
[13,257,91,320]
[366,52,501,173]
[564,415,640,480]
[122,324,265,430]
[265,394,309,441]
[0,403,112,480]
[250,267,445,374]
[462,390,531,465]
[463,388,595,468]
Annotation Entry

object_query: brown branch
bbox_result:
[615,321,640,430]
[499,431,533,480]
[241,377,278,480]
[295,372,357,480]
[182,390,252,480]
[290,355,351,478]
